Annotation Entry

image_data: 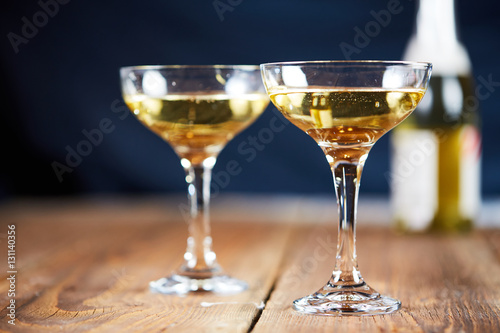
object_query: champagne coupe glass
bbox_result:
[261,61,431,315]
[120,65,269,294]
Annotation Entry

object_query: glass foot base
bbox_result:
[293,290,401,316]
[149,274,248,295]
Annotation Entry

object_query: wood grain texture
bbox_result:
[253,227,500,333]
[0,198,290,332]
[0,198,499,332]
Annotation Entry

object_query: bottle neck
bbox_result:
[415,0,459,47]
[404,0,471,75]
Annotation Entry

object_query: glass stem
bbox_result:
[180,160,219,276]
[331,161,365,287]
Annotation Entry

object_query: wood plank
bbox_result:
[483,228,500,260]
[253,227,500,333]
[1,198,499,332]
[0,199,291,332]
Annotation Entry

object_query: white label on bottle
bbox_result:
[390,130,439,231]
[459,126,481,219]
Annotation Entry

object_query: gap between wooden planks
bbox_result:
[0,199,499,332]
[0,199,291,332]
[253,227,500,333]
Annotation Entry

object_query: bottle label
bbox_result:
[390,129,438,231]
[459,126,481,218]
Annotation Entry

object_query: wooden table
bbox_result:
[0,196,499,332]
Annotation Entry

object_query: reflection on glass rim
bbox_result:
[120,64,261,71]
[260,60,432,68]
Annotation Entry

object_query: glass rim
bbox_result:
[260,60,432,69]
[120,64,261,72]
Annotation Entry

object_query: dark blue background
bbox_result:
[1,0,499,198]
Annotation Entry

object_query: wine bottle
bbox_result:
[390,0,481,232]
